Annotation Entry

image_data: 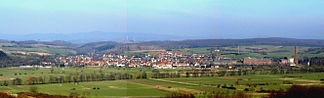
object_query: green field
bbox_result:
[0,42,77,56]
[1,47,77,55]
[166,45,324,58]
[0,80,167,97]
[0,67,324,97]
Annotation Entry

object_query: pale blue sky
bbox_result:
[0,0,324,39]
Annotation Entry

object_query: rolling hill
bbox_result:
[1,37,324,55]
[76,37,324,53]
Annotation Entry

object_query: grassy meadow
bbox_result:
[0,67,324,97]
[168,45,324,58]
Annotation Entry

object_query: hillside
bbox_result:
[0,51,7,58]
[0,32,204,43]
[1,37,324,55]
[0,40,77,56]
[77,37,324,53]
[141,37,324,48]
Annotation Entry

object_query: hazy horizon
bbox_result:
[1,0,324,40]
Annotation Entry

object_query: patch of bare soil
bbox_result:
[155,88,170,93]
[280,78,323,84]
[128,80,199,94]
[0,78,10,80]
[0,91,10,95]
[246,93,270,95]
[295,80,323,83]
[152,79,199,86]
[128,80,173,88]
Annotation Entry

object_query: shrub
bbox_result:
[167,92,195,98]
[269,85,324,98]
[29,86,38,93]
[0,92,15,98]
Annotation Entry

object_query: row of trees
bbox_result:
[151,72,181,78]
[2,63,324,86]
[0,54,57,68]
[3,72,147,86]
[150,64,324,79]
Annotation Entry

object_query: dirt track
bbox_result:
[0,78,10,80]
[152,79,200,86]
[280,78,323,84]
[128,80,200,94]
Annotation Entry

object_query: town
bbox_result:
[1,0,324,97]
[55,47,300,69]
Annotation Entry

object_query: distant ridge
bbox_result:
[1,31,323,43]
[0,32,211,43]
[139,37,324,47]
[75,37,324,53]
[2,37,323,48]
[1,37,324,54]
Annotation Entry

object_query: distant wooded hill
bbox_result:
[77,37,324,53]
[0,32,202,43]
[142,37,324,47]
[1,37,324,54]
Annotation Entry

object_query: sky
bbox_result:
[0,0,324,39]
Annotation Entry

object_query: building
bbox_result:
[243,57,272,65]
[289,58,296,66]
[280,59,289,64]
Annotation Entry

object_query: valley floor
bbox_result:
[0,68,324,97]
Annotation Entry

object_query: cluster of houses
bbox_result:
[55,51,298,69]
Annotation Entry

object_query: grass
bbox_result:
[0,67,324,97]
[166,45,324,58]
[3,80,167,97]
[1,47,77,55]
